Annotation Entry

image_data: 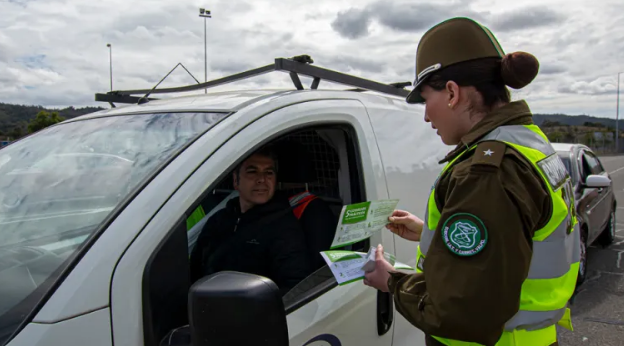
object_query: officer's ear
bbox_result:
[445,81,460,109]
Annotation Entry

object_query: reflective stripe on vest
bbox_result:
[289,191,318,219]
[416,125,579,345]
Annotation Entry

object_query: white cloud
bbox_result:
[0,0,622,119]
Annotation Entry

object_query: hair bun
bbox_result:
[500,52,540,89]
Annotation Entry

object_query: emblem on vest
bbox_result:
[441,213,488,257]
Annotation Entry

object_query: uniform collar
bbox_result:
[439,100,534,164]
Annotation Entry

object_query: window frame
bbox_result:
[188,124,370,303]
[140,122,370,341]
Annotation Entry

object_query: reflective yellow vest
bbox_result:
[416,124,579,346]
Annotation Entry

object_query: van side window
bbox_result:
[141,124,369,344]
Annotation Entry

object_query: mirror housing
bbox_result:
[188,271,289,346]
[585,174,611,188]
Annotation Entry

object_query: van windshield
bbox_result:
[0,111,226,343]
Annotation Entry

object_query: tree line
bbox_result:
[0,103,103,139]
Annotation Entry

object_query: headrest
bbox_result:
[274,139,317,183]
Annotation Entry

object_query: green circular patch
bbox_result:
[441,213,488,256]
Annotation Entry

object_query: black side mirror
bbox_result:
[188,271,289,346]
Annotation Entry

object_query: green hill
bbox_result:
[0,103,104,138]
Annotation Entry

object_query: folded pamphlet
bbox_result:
[320,250,414,285]
[330,199,400,249]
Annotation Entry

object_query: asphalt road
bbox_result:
[557,155,624,345]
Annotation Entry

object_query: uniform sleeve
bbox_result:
[389,143,548,346]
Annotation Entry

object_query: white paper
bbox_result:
[320,250,414,285]
[330,199,400,249]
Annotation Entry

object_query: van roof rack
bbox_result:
[95,54,412,107]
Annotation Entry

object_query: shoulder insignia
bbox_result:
[441,213,488,256]
[472,141,507,168]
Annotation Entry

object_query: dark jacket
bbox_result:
[189,192,312,296]
[388,101,557,346]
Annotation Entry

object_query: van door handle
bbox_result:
[377,290,394,336]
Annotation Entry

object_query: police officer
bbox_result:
[363,17,579,346]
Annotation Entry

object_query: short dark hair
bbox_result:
[234,145,279,179]
[420,52,539,112]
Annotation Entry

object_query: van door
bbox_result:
[108,99,395,346]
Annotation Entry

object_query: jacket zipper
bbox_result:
[233,217,240,232]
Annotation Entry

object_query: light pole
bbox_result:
[106,43,113,91]
[199,8,212,94]
[617,72,622,153]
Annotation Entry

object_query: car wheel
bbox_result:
[577,229,588,286]
[598,207,616,247]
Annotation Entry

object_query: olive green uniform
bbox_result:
[387,101,559,346]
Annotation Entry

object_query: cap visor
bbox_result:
[406,87,424,104]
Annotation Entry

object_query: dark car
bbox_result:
[552,143,617,285]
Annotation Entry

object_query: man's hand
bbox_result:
[386,210,424,242]
[363,244,396,292]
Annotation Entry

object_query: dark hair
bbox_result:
[421,52,540,111]
[234,145,279,180]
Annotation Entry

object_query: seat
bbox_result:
[187,190,239,255]
[275,139,339,272]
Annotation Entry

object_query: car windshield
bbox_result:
[0,111,226,342]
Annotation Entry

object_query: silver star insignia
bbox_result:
[483,149,494,156]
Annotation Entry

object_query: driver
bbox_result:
[189,145,311,296]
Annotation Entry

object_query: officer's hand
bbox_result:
[363,244,395,292]
[386,210,423,242]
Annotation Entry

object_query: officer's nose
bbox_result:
[424,112,430,123]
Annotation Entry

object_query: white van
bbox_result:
[0,56,451,346]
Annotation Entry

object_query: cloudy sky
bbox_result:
[1,0,623,118]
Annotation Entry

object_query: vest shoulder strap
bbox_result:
[471,140,507,168]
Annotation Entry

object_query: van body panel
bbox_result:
[362,98,451,266]
[5,90,437,346]
[65,90,290,121]
[7,308,111,346]
[109,99,396,345]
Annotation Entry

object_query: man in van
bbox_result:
[189,146,311,296]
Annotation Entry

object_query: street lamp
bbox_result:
[106,43,113,91]
[617,72,622,153]
[199,8,212,94]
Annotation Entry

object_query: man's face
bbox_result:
[234,154,277,212]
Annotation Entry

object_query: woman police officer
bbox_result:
[363,17,579,346]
